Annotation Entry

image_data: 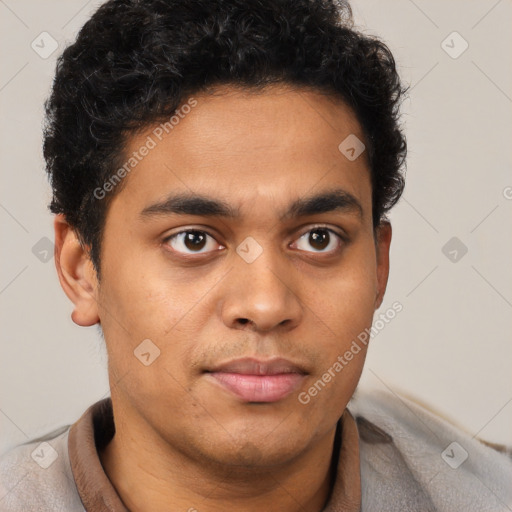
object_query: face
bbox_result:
[62,85,391,467]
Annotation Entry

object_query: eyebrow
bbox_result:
[140,188,363,221]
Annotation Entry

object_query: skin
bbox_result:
[54,84,392,512]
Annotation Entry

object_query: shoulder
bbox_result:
[348,389,512,512]
[0,426,85,512]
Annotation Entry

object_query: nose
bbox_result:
[220,248,304,333]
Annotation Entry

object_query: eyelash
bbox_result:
[162,225,346,257]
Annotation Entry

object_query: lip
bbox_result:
[204,357,307,403]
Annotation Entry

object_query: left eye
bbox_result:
[165,230,222,254]
[292,228,342,253]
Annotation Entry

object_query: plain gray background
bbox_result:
[1,0,511,456]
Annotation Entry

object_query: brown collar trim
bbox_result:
[68,398,128,512]
[324,408,362,511]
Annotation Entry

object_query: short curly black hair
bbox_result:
[44,0,407,272]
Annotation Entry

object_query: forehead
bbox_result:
[109,84,371,221]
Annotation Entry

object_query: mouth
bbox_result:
[203,357,308,403]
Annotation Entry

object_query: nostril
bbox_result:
[237,318,250,325]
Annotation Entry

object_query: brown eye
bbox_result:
[309,229,330,250]
[184,231,206,251]
[165,230,221,254]
[294,228,341,253]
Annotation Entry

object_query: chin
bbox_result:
[197,429,312,469]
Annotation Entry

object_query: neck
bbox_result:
[99,406,339,512]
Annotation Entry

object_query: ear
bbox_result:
[54,214,100,326]
[374,221,392,310]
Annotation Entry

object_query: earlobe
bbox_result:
[374,221,392,310]
[54,214,100,327]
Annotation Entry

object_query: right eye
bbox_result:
[163,230,224,255]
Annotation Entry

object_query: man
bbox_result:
[1,0,510,510]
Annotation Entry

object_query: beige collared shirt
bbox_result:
[2,390,511,511]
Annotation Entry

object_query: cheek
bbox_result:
[96,252,221,384]
[330,270,376,338]
[99,247,193,334]
[296,262,376,425]
[311,244,378,344]
[97,271,199,415]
